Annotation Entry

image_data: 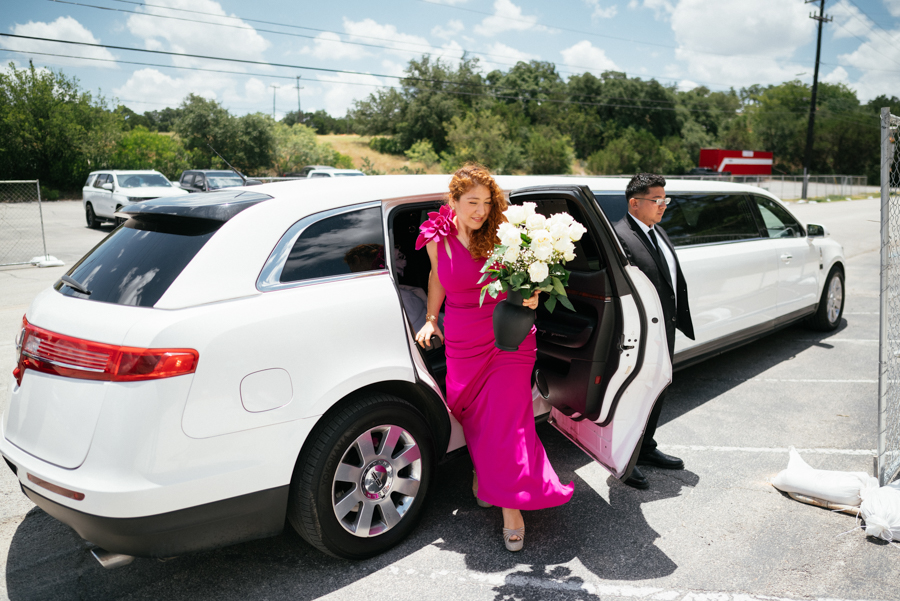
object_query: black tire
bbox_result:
[287,394,434,559]
[808,266,844,331]
[114,206,125,228]
[85,203,100,229]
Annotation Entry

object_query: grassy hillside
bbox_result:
[318,135,442,174]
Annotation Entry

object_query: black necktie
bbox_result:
[647,228,665,264]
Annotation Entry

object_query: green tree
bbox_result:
[173,94,237,169]
[112,126,194,179]
[441,110,523,173]
[585,127,679,175]
[233,112,276,174]
[272,122,345,174]
[525,126,574,174]
[0,61,122,190]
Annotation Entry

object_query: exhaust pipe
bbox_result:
[91,548,134,569]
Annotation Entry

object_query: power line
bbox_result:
[0,34,740,110]
[0,46,880,129]
[50,0,828,78]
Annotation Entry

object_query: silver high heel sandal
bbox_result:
[502,526,524,552]
[473,470,492,508]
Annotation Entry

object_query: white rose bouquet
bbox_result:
[478,202,587,313]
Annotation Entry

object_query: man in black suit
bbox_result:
[613,173,695,490]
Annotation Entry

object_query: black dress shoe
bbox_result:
[638,449,684,470]
[623,466,649,489]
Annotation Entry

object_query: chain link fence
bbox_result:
[665,174,873,200]
[878,108,900,486]
[0,180,62,268]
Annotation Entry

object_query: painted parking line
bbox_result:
[662,445,875,456]
[697,378,877,383]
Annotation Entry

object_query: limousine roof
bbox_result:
[248,174,783,208]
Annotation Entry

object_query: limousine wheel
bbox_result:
[287,394,434,559]
[809,266,844,331]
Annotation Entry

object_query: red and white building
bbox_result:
[698,149,773,175]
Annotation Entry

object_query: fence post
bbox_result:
[879,107,900,485]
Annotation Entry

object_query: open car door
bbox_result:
[508,185,672,480]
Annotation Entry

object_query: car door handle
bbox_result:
[780,253,793,263]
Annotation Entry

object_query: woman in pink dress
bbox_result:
[414,164,573,552]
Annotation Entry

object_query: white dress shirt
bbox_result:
[628,213,678,299]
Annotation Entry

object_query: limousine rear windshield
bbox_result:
[55,216,220,307]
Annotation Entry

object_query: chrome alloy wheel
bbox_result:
[827,273,843,324]
[332,425,422,538]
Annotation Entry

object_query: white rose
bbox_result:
[503,245,519,263]
[548,221,571,242]
[563,248,576,261]
[525,213,546,231]
[553,238,575,254]
[522,202,536,219]
[568,222,587,241]
[533,245,553,261]
[505,206,526,225]
[500,225,522,247]
[548,212,574,227]
[528,261,549,283]
[530,229,552,246]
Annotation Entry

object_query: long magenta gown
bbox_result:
[435,233,574,510]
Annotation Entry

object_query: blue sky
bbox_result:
[1,0,896,118]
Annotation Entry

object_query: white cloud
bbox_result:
[432,19,465,40]
[474,0,549,36]
[628,0,639,8]
[822,66,850,85]
[584,0,618,20]
[316,72,390,116]
[830,0,875,39]
[669,0,815,88]
[481,42,538,67]
[835,26,900,101]
[126,0,269,70]
[0,16,117,67]
[301,31,369,61]
[344,18,434,59]
[641,0,676,19]
[560,41,619,75]
[677,79,698,91]
[885,0,900,18]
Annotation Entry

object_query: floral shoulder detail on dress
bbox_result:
[415,205,457,250]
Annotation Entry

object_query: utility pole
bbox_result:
[270,84,280,119]
[801,0,832,200]
[295,75,305,120]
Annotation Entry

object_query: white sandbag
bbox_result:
[771,447,878,506]
[859,483,900,541]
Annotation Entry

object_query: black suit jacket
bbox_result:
[614,214,695,356]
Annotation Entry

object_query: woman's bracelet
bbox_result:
[426,314,438,323]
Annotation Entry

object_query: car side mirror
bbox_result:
[807,223,826,238]
[101,182,113,191]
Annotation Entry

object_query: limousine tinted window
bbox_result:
[753,195,804,238]
[661,194,760,246]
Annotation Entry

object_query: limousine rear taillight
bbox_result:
[13,317,198,386]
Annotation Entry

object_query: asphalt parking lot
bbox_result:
[0,197,891,601]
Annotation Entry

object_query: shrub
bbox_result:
[368,136,406,155]
[39,186,60,201]
[525,127,574,175]
[404,139,439,167]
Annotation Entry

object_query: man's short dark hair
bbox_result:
[625,173,667,201]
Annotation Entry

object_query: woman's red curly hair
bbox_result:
[447,163,507,259]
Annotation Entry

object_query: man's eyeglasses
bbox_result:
[633,197,671,206]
